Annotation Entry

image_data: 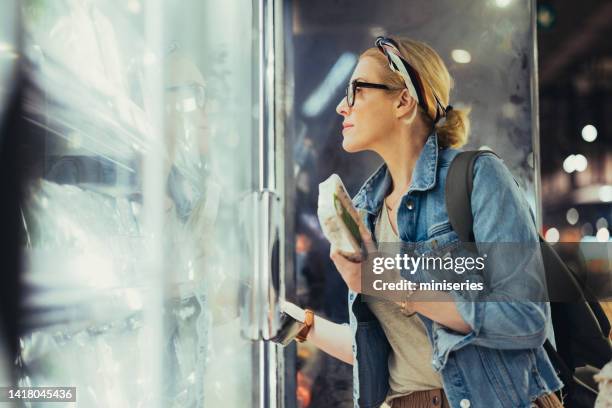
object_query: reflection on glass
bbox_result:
[15,1,257,407]
[18,1,162,405]
[162,0,257,404]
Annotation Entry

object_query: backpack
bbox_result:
[445,150,612,407]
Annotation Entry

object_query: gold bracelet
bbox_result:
[400,287,416,317]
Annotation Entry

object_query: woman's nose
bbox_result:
[336,96,349,116]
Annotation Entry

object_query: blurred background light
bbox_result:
[562,154,588,173]
[544,227,560,243]
[581,223,593,236]
[537,3,557,29]
[581,124,598,142]
[563,154,576,173]
[596,217,609,230]
[596,227,610,242]
[599,185,612,203]
[451,49,471,64]
[573,154,587,172]
[566,207,579,225]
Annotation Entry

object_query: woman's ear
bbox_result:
[396,89,418,124]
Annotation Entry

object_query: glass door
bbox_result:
[282,1,540,406]
[10,0,270,407]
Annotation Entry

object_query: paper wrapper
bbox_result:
[595,361,612,407]
[317,174,371,262]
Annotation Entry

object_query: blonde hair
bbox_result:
[361,37,470,148]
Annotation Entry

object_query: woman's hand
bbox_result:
[330,248,363,293]
[329,228,375,294]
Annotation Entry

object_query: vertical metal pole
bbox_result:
[258,0,280,406]
[259,0,275,193]
[258,2,266,403]
[530,0,543,231]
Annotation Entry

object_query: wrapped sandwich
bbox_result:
[317,174,372,262]
[595,361,612,407]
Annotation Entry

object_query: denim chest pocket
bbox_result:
[427,220,452,237]
[415,223,459,256]
[407,228,462,286]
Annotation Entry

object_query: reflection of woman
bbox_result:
[289,37,564,407]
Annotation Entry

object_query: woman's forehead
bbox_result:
[350,56,383,82]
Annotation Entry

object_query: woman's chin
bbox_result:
[341,138,363,153]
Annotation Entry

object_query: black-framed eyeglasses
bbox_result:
[345,80,401,107]
[165,83,206,113]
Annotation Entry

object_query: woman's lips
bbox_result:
[342,123,354,129]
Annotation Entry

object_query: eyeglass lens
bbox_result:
[346,82,354,107]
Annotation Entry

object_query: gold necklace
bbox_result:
[385,195,401,212]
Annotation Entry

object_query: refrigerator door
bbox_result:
[14,1,261,407]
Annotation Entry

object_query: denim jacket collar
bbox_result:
[354,132,440,215]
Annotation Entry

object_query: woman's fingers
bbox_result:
[330,249,356,269]
[329,249,362,293]
[358,224,376,254]
[362,233,377,254]
[330,249,346,269]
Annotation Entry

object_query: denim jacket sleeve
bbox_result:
[432,153,549,370]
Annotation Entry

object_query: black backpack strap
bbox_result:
[445,150,570,398]
[445,149,611,405]
[445,150,499,242]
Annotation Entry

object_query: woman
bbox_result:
[287,37,564,408]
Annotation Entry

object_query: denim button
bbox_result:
[459,399,470,408]
[349,293,355,301]
[406,200,415,210]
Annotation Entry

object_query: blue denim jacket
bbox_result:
[348,133,563,408]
